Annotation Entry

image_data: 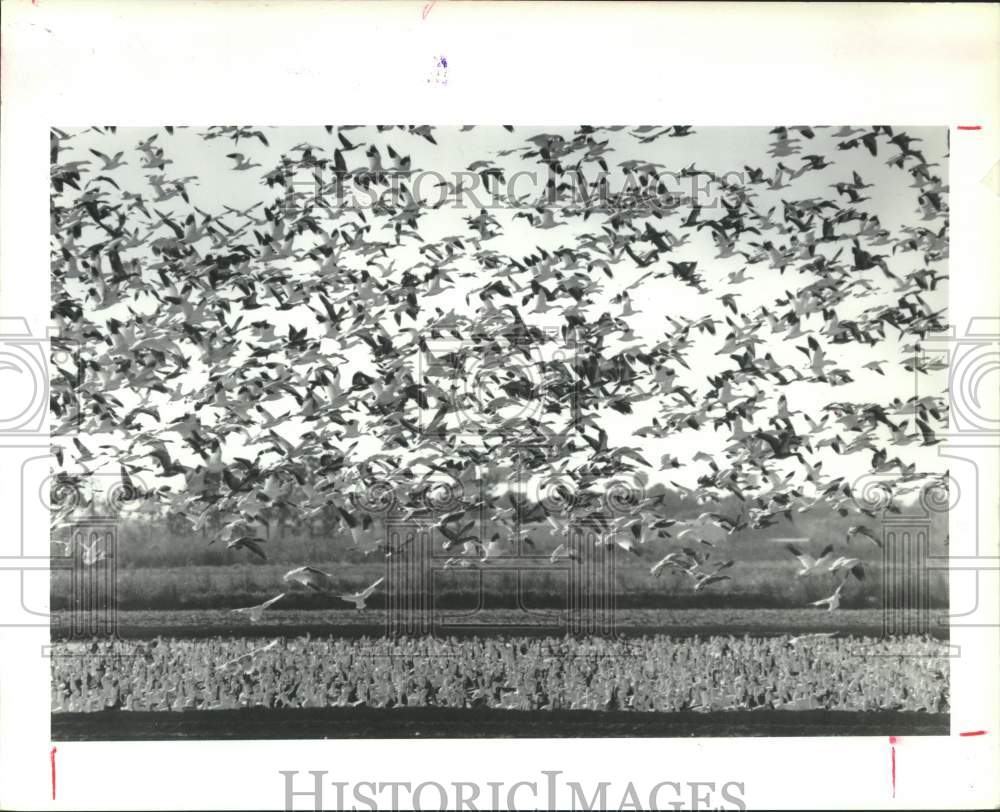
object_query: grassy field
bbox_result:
[51,556,947,612]
[51,707,949,740]
[52,508,948,614]
[49,607,948,640]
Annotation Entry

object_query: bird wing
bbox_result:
[856,527,882,547]
[262,593,286,609]
[785,543,814,568]
[361,576,385,597]
[547,515,568,535]
[695,574,731,591]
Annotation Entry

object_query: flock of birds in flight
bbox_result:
[50,124,949,617]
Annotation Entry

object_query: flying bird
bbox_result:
[785,543,835,576]
[231,593,286,622]
[339,577,385,611]
[284,566,336,591]
[226,535,268,560]
[847,526,882,548]
[811,581,847,611]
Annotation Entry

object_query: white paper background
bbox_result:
[1,1,998,809]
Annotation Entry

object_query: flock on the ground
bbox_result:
[51,633,949,714]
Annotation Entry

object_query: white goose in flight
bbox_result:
[650,551,685,578]
[232,593,286,622]
[847,525,882,548]
[694,573,732,592]
[785,543,835,576]
[339,577,385,611]
[811,581,847,611]
[283,566,336,591]
[828,556,865,581]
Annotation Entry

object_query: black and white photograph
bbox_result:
[47,123,952,740]
[1,2,998,810]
